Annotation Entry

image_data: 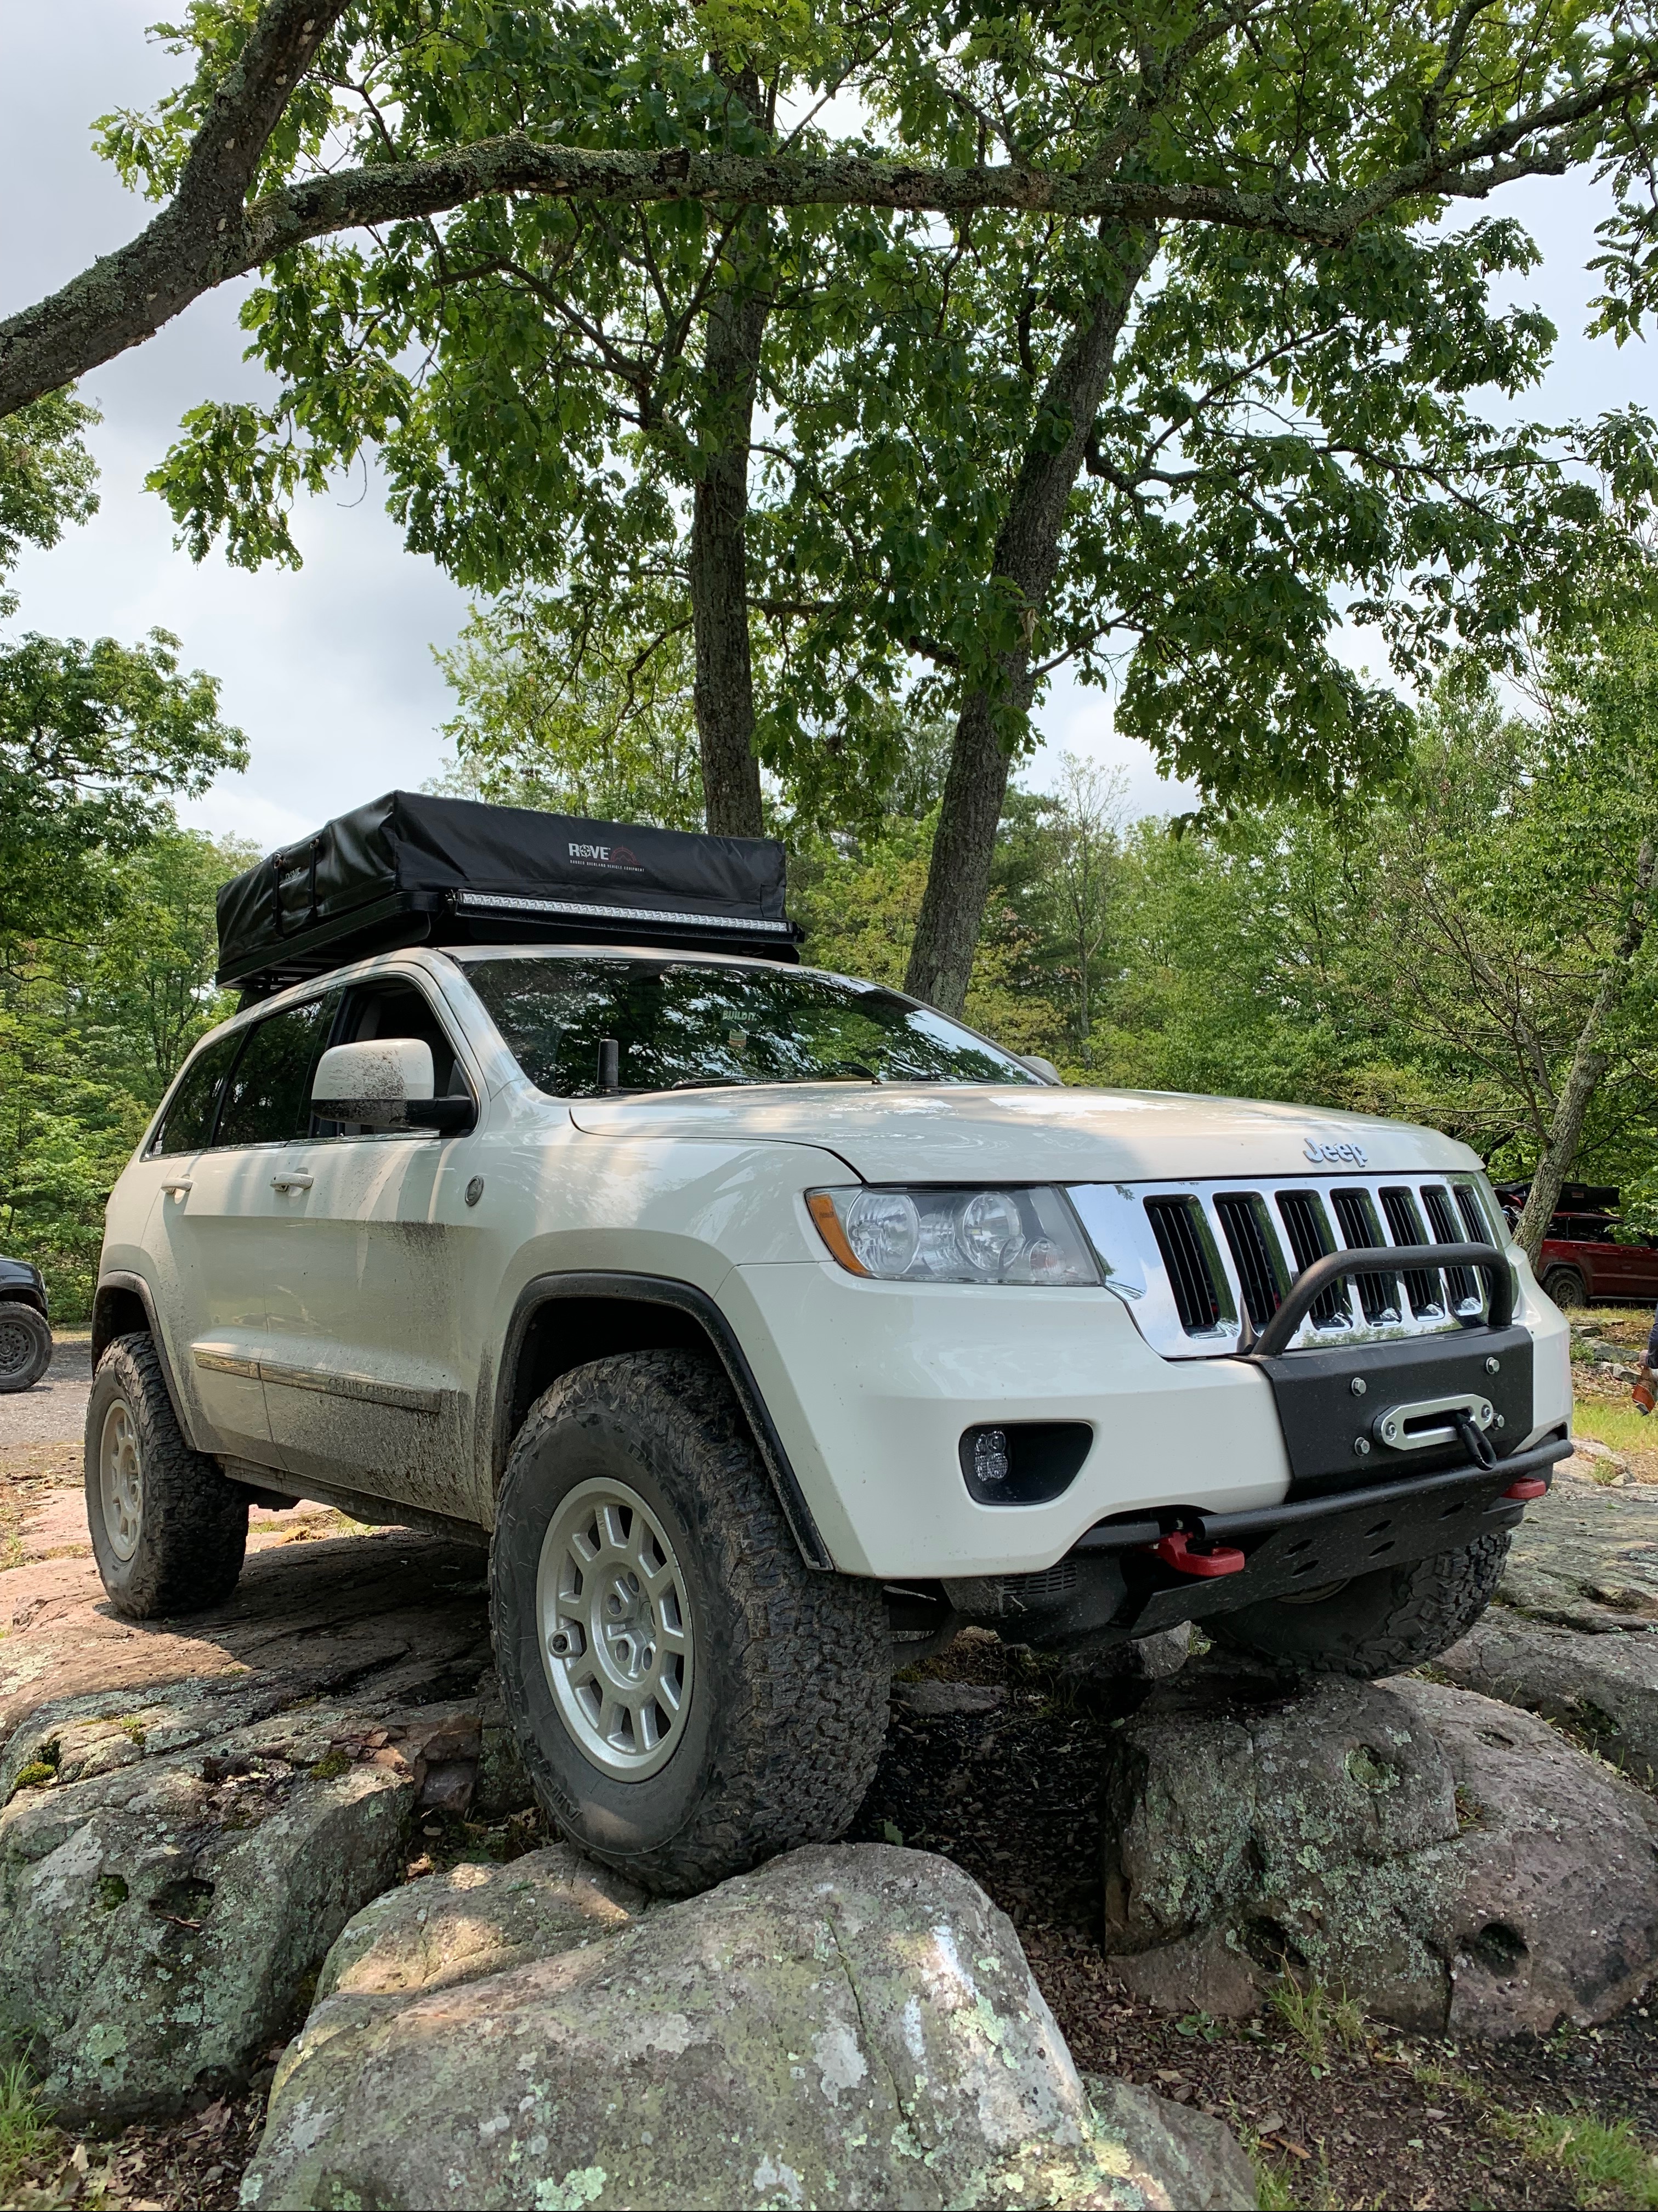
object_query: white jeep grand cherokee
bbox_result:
[85,801,1573,1895]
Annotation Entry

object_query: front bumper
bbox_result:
[940,1434,1571,1648]
[725,1254,1572,1581]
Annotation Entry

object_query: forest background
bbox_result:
[4,0,1658,1315]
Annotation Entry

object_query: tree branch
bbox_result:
[2,4,1654,419]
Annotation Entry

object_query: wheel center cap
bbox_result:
[600,1572,655,1682]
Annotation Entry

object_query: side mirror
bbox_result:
[311,1040,475,1132]
[1018,1054,1064,1086]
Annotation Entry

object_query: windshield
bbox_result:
[462,956,1039,1096]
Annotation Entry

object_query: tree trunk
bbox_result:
[904,228,1154,1013]
[1514,836,1655,1270]
[688,259,767,837]
[688,62,770,840]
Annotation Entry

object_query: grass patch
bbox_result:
[1573,1400,1658,1461]
[1490,2107,1658,2208]
[1412,2054,1658,2208]
[1246,2137,1352,2211]
[1265,1976,1367,2071]
[0,2060,57,2201]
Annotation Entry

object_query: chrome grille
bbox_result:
[1066,1173,1507,1360]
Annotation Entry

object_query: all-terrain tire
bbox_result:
[491,1349,890,1895]
[1207,1529,1511,1678]
[1542,1266,1588,1310]
[0,1302,52,1393]
[84,1333,248,1618]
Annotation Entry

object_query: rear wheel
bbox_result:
[84,1334,248,1618]
[1208,1530,1511,1678]
[1542,1266,1588,1310]
[0,1303,51,1393]
[491,1350,890,1895]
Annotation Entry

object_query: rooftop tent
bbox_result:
[216,791,800,994]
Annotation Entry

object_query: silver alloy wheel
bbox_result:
[99,1399,144,1562]
[535,1476,694,1780]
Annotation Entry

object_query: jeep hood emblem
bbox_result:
[1304,1135,1367,1166]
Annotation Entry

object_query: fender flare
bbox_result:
[92,1271,198,1448]
[496,1271,834,1572]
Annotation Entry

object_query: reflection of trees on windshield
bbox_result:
[465,958,1036,1096]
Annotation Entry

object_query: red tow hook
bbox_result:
[1152,1529,1248,1578]
[1502,1477,1548,1501]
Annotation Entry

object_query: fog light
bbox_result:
[972,1427,1011,1488]
[959,1422,1093,1505]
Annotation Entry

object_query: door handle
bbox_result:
[270,1173,314,1193]
[160,1178,193,1196]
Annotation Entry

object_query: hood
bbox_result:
[567,1082,1479,1184]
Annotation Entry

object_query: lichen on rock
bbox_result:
[242,1842,1258,2210]
[1100,1667,1658,2038]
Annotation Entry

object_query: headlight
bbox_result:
[805,1186,1100,1285]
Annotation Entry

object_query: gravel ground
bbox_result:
[0,1331,93,1448]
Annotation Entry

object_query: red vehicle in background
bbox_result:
[1493,1182,1658,1309]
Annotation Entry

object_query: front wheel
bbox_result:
[84,1334,248,1618]
[0,1303,52,1393]
[1207,1530,1511,1678]
[491,1350,890,1895]
[1542,1267,1588,1310]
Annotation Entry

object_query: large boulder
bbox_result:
[244,1842,1258,2211]
[1435,1608,1658,1789]
[0,1673,518,2120]
[1496,1474,1658,1632]
[1101,1669,1658,2038]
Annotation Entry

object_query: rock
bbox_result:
[893,1678,1009,1717]
[245,1842,1256,2211]
[0,1677,425,2119]
[1,1520,495,1745]
[1497,1474,1658,1631]
[308,1845,648,2052]
[1100,1669,1658,2038]
[1435,1610,1658,1791]
[1109,1927,1269,2021]
[1084,2078,1259,2212]
[1565,1438,1634,1486]
[1057,1625,1193,1711]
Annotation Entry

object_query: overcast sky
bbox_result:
[2,3,1651,852]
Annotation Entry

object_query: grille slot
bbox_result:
[1144,1196,1223,1334]
[1215,1192,1283,1327]
[1422,1184,1479,1311]
[1329,1187,1399,1322]
[1453,1183,1490,1243]
[1378,1187,1444,1315]
[1275,1190,1349,1328]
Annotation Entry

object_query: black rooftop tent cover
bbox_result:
[216,791,800,993]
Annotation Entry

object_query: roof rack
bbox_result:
[217,792,801,996]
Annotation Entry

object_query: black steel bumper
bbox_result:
[1058,1431,1571,1642]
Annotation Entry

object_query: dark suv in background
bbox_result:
[1494,1182,1658,1309]
[0,1256,52,1392]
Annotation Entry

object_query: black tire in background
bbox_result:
[1208,1529,1512,1678]
[84,1333,248,1618]
[1542,1267,1588,1309]
[491,1349,890,1896]
[0,1303,52,1393]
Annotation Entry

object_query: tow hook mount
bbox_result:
[1152,1529,1247,1578]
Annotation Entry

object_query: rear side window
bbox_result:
[215,996,339,1148]
[150,1031,246,1156]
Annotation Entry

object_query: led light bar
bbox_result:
[453,891,794,934]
